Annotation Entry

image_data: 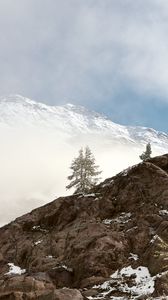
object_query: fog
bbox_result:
[0,125,163,227]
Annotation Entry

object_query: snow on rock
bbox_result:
[32,225,48,233]
[61,265,73,272]
[113,265,155,295]
[120,165,137,177]
[103,212,132,225]
[88,265,155,299]
[5,263,26,276]
[34,240,43,245]
[153,270,168,280]
[128,253,139,261]
[159,210,168,216]
[102,219,113,225]
[32,225,41,230]
[150,234,159,244]
[53,264,73,273]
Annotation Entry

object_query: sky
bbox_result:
[0,0,168,131]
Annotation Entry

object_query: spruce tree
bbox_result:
[66,146,101,194]
[139,142,152,161]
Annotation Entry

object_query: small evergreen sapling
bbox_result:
[139,142,152,161]
[66,146,101,194]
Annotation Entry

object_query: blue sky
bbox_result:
[0,0,168,132]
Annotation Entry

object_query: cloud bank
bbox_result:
[0,0,168,109]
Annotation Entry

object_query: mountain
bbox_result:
[0,94,168,226]
[0,154,167,299]
[0,94,168,149]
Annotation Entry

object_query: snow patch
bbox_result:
[113,265,155,295]
[120,165,137,177]
[32,225,48,233]
[87,265,155,299]
[34,240,42,245]
[103,212,132,225]
[159,209,168,216]
[61,264,73,272]
[126,226,138,233]
[53,264,73,272]
[153,270,168,280]
[102,219,113,225]
[150,234,159,244]
[5,263,26,275]
[128,253,139,261]
[93,198,99,201]
[84,193,96,197]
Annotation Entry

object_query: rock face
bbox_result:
[0,154,168,299]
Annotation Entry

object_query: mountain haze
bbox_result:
[0,94,168,226]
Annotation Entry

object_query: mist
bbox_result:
[0,123,164,227]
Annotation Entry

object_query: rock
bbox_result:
[0,253,3,263]
[154,273,168,296]
[47,266,73,288]
[0,292,23,300]
[0,275,54,294]
[80,276,106,288]
[0,154,168,298]
[53,288,83,300]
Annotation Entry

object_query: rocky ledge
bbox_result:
[0,154,168,299]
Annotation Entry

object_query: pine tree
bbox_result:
[139,142,152,161]
[66,146,101,194]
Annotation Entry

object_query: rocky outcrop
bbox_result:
[0,154,168,299]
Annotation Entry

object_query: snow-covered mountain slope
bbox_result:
[0,94,168,148]
[0,94,168,226]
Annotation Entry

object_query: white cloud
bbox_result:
[0,1,167,105]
